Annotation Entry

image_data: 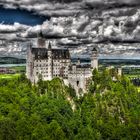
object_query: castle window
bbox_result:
[77,81,79,86]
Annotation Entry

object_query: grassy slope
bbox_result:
[138,87,140,92]
[0,66,25,79]
[125,74,140,78]
[0,74,20,79]
[10,66,26,72]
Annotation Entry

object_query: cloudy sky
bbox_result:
[0,0,140,59]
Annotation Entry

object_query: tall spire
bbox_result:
[92,47,97,52]
[48,41,52,50]
[37,29,46,48]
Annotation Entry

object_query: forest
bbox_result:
[0,69,140,140]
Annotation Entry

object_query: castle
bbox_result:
[26,37,98,95]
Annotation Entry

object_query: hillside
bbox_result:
[0,70,139,139]
[0,57,26,64]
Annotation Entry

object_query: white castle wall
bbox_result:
[68,66,92,96]
[26,40,99,95]
[48,50,53,80]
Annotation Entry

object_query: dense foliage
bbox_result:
[0,70,140,140]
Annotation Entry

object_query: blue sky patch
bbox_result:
[0,8,48,26]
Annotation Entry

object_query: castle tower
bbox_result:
[48,42,53,80]
[91,47,98,70]
[26,42,34,82]
[117,67,122,76]
[37,32,46,48]
[26,43,31,79]
[77,58,80,65]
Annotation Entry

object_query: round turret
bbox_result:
[91,47,99,70]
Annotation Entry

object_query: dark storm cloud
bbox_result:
[0,23,29,33]
[118,0,140,5]
[0,0,140,18]
[0,0,140,58]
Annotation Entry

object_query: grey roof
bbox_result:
[31,48,70,60]
[69,64,91,70]
[92,47,98,52]
[31,48,48,60]
[76,64,91,68]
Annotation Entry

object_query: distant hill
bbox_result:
[72,58,140,65]
[0,57,26,64]
[0,56,139,66]
[99,59,140,66]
